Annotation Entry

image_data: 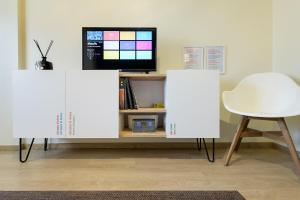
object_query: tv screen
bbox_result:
[82,27,157,72]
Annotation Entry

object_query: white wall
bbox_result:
[25,0,272,76]
[0,0,18,145]
[0,0,273,145]
[273,0,300,150]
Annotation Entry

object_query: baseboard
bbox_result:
[0,146,19,151]
[1,142,274,151]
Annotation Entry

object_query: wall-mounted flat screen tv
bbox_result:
[82,27,157,72]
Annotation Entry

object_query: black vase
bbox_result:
[36,57,53,70]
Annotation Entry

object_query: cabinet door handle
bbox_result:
[68,112,75,136]
[56,113,60,136]
[173,123,176,135]
[56,112,64,136]
[72,114,75,136]
[170,123,176,135]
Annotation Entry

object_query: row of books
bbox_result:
[119,78,138,110]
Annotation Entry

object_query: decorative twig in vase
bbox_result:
[34,40,54,70]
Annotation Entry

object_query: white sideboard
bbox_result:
[13,70,219,139]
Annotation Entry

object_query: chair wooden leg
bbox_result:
[234,138,243,152]
[224,116,249,166]
[277,118,300,171]
[234,118,250,152]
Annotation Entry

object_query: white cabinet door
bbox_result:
[13,71,66,138]
[66,71,119,138]
[166,70,219,138]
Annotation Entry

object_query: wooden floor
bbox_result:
[0,147,300,200]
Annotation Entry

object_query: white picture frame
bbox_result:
[205,46,226,74]
[183,47,205,69]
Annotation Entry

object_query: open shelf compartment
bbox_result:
[119,73,166,137]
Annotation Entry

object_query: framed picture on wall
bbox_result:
[205,46,226,74]
[183,47,205,69]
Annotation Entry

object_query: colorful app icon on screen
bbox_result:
[120,41,135,50]
[104,51,119,60]
[136,51,152,60]
[120,31,136,40]
[136,31,152,40]
[104,41,119,50]
[87,31,103,40]
[136,41,152,50]
[120,51,135,60]
[104,31,120,40]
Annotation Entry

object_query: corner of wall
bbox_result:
[18,0,26,69]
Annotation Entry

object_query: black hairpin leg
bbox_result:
[19,138,35,163]
[196,138,215,162]
[196,138,202,151]
[44,138,48,151]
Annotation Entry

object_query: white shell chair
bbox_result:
[223,72,300,171]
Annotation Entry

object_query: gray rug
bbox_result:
[0,191,245,200]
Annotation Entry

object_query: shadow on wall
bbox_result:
[44,120,239,145]
[225,110,300,150]
[220,120,238,142]
[285,116,300,150]
[288,77,300,149]
[27,118,275,146]
[221,112,277,143]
